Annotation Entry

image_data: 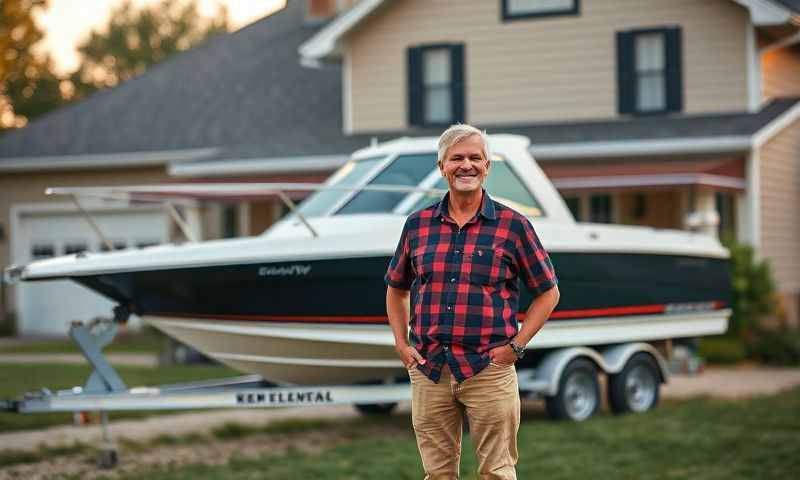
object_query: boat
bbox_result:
[5,135,731,385]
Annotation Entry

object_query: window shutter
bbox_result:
[665,27,683,113]
[451,44,465,124]
[407,47,423,126]
[616,31,635,115]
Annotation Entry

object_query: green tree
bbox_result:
[0,0,64,128]
[71,0,230,97]
[723,238,778,337]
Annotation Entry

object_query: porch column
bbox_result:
[685,187,720,237]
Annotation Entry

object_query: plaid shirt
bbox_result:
[385,190,558,383]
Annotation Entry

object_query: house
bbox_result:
[0,0,374,334]
[298,0,800,327]
[0,0,798,334]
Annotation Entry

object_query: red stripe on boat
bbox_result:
[532,304,667,320]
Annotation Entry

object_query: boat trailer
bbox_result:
[1,316,669,468]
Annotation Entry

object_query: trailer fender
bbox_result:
[600,343,669,383]
[536,347,606,397]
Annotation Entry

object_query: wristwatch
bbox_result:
[509,338,526,359]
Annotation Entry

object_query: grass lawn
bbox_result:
[108,387,800,480]
[0,363,238,432]
[0,330,162,354]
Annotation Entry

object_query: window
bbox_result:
[338,154,437,214]
[31,243,55,260]
[715,191,737,240]
[502,0,579,20]
[408,44,465,127]
[222,205,238,239]
[410,157,543,217]
[564,196,581,220]
[64,242,89,255]
[632,193,647,220]
[617,27,682,115]
[298,157,386,217]
[589,194,613,223]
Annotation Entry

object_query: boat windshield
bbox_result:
[297,156,386,217]
[337,153,437,214]
[410,156,544,217]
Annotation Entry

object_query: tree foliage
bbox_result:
[0,0,230,128]
[71,0,230,97]
[0,0,64,128]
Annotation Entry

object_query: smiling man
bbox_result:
[385,124,560,479]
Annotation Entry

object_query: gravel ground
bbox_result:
[1,365,799,479]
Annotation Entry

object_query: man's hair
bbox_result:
[437,124,490,165]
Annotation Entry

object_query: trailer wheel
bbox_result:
[354,402,398,415]
[545,358,599,421]
[608,352,660,415]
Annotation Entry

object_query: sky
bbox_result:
[35,0,287,74]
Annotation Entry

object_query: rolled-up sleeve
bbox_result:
[385,219,413,290]
[514,218,557,297]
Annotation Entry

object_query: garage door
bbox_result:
[14,207,168,336]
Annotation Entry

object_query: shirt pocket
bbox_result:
[412,247,436,284]
[465,245,509,286]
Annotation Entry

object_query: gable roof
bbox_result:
[772,0,800,13]
[300,0,799,63]
[0,0,369,162]
[168,97,800,177]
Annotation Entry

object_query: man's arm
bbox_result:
[515,284,560,346]
[386,286,426,368]
[489,285,560,365]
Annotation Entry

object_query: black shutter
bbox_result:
[451,44,465,124]
[665,27,683,113]
[616,31,635,115]
[407,47,423,126]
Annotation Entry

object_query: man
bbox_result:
[385,124,560,480]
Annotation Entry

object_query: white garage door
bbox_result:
[14,207,168,336]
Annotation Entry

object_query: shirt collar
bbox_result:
[434,189,497,221]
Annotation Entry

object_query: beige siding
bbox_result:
[759,120,800,299]
[762,46,800,100]
[0,167,170,315]
[347,0,750,132]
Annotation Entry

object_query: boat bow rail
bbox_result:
[45,183,449,240]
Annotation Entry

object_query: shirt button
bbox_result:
[447,305,452,311]
[443,345,449,351]
[454,250,460,254]
[450,277,455,283]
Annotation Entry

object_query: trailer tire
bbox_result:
[545,358,600,421]
[354,402,398,415]
[608,352,660,415]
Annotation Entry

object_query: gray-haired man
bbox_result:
[386,124,560,479]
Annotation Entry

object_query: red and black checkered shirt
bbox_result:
[385,190,558,383]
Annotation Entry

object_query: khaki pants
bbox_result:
[408,363,520,480]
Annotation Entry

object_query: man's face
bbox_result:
[438,134,490,194]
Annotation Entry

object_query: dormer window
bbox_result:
[407,44,465,127]
[617,27,683,115]
[501,0,580,21]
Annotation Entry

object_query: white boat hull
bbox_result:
[145,310,729,385]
